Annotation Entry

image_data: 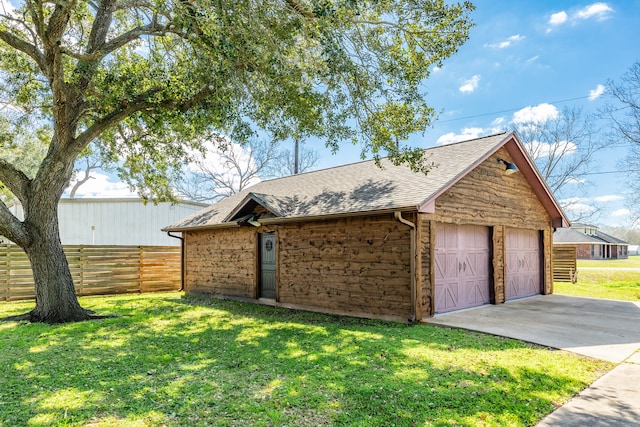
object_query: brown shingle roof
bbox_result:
[165,132,563,231]
[554,228,629,245]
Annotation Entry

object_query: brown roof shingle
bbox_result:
[165,132,520,230]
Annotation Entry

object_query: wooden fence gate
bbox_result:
[552,246,577,283]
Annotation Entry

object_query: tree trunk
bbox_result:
[23,214,90,323]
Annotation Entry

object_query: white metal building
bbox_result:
[3,198,206,246]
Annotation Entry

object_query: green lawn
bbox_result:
[554,256,640,301]
[0,293,611,427]
[576,255,640,269]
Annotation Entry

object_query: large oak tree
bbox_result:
[0,0,474,322]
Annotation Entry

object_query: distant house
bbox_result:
[165,132,569,322]
[553,223,629,260]
[2,198,206,246]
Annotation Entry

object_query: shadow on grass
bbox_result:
[0,294,611,426]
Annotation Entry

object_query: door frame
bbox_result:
[258,232,277,300]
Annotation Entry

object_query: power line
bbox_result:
[549,169,638,178]
[434,95,593,124]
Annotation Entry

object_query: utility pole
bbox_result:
[294,137,300,174]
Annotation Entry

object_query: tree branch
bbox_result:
[69,156,101,198]
[98,22,181,57]
[0,198,29,247]
[284,0,315,19]
[60,47,102,61]
[24,0,47,43]
[0,158,32,205]
[70,93,160,156]
[113,0,155,11]
[87,0,116,54]
[0,29,46,71]
[45,0,74,44]
[70,83,211,155]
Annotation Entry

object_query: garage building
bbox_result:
[164,132,568,322]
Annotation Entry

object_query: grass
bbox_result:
[576,255,640,269]
[0,293,611,427]
[554,256,640,301]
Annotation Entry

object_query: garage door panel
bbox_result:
[435,280,460,313]
[435,224,490,313]
[465,251,489,277]
[506,229,541,300]
[436,223,458,249]
[465,278,490,306]
[435,252,458,280]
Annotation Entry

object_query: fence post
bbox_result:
[1,245,8,301]
[6,245,11,302]
[139,246,144,293]
[78,246,85,296]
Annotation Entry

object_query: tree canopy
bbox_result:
[0,0,474,322]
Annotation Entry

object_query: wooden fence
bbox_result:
[553,245,577,283]
[0,244,181,301]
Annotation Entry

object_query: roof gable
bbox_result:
[165,132,569,231]
[224,193,284,222]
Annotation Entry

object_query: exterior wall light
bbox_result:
[496,158,518,175]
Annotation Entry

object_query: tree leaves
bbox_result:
[0,0,474,207]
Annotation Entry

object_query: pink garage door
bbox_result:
[506,229,541,300]
[435,223,490,313]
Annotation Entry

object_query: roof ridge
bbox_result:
[257,131,511,186]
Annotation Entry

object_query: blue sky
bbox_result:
[54,1,639,227]
[309,1,640,227]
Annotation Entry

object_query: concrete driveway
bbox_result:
[425,294,640,363]
[424,294,640,426]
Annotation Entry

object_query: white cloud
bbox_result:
[564,203,597,215]
[576,2,613,20]
[549,11,568,25]
[564,177,587,185]
[560,197,597,216]
[588,84,605,100]
[547,3,612,31]
[525,140,577,159]
[561,197,588,204]
[64,172,137,198]
[594,194,623,203]
[459,75,480,93]
[485,35,525,49]
[612,208,631,217]
[512,103,559,124]
[436,127,486,145]
[492,117,506,126]
[526,55,540,64]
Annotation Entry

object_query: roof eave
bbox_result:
[164,205,421,231]
[257,206,420,225]
[162,222,242,233]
